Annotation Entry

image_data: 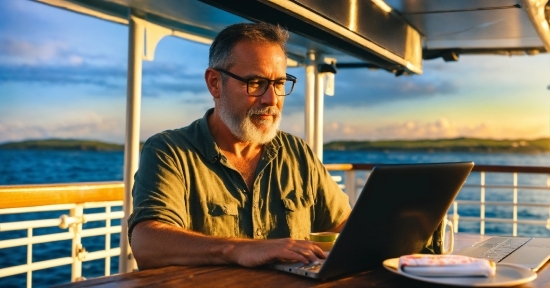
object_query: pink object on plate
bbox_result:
[399,254,496,277]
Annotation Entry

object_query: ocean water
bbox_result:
[0,150,124,287]
[0,149,550,287]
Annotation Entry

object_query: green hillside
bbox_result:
[324,137,550,153]
[0,139,125,151]
[1,137,549,153]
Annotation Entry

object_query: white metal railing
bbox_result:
[449,173,550,236]
[1,164,550,286]
[326,164,550,237]
[0,200,123,287]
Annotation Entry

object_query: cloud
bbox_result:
[0,122,49,142]
[0,1,52,34]
[327,69,457,107]
[0,38,68,65]
[0,38,127,91]
[0,113,124,144]
[321,117,540,142]
[281,63,460,114]
[142,62,207,96]
[0,39,208,97]
[0,64,126,95]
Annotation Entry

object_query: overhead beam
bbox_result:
[521,0,550,52]
[199,0,423,75]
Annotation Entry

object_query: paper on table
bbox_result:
[399,254,496,277]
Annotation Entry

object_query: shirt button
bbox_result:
[256,229,262,236]
[253,204,258,208]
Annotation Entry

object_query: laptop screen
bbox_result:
[318,162,474,279]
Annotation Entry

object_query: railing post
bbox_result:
[547,175,550,230]
[513,172,518,236]
[70,204,85,282]
[105,205,112,276]
[27,228,32,288]
[345,170,356,206]
[451,201,459,233]
[480,172,485,235]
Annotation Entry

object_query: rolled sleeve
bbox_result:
[313,166,352,232]
[128,139,188,244]
[297,144,350,232]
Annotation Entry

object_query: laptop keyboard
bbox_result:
[476,237,531,262]
[301,262,322,271]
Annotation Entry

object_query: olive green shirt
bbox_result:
[128,109,351,243]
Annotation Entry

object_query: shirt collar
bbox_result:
[198,108,221,163]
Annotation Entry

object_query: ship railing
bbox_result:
[325,163,550,236]
[1,164,550,286]
[0,182,124,287]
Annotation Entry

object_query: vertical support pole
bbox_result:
[105,205,112,276]
[27,228,32,288]
[452,202,459,233]
[119,14,171,273]
[480,172,485,235]
[71,205,84,281]
[345,170,356,207]
[304,51,316,150]
[314,63,325,161]
[120,14,143,274]
[513,172,518,236]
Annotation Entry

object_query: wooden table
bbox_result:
[55,234,550,288]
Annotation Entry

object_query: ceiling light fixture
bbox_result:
[371,0,392,13]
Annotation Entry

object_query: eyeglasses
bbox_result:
[214,68,297,96]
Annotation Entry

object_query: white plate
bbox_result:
[382,258,537,287]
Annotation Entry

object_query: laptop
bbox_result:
[456,236,550,271]
[270,162,475,280]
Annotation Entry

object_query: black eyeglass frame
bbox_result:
[214,68,297,96]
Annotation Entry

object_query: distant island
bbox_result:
[0,139,125,151]
[0,137,549,153]
[324,137,550,153]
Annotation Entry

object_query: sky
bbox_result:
[1,0,550,145]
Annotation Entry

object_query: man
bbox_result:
[129,22,351,270]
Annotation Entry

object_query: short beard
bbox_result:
[217,90,281,144]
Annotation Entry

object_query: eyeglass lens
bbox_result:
[248,78,294,96]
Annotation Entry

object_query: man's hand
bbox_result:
[132,220,327,269]
[225,238,326,267]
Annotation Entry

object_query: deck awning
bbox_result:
[36,0,422,74]
[36,0,550,75]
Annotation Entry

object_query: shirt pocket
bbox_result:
[205,202,239,237]
[281,191,314,240]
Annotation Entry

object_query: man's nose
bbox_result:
[260,84,279,106]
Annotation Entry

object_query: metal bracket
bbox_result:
[76,243,88,261]
[318,57,337,96]
[58,214,87,229]
[132,16,173,61]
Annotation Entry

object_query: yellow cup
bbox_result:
[309,232,339,251]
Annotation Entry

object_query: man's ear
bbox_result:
[205,68,221,99]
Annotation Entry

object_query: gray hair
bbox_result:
[208,22,289,70]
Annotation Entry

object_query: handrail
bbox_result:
[325,163,550,174]
[0,182,124,209]
[325,162,550,237]
[1,164,547,210]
